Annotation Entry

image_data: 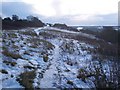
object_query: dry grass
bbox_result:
[77,68,88,82]
[17,70,36,89]
[67,80,73,85]
[43,54,49,62]
[0,69,8,74]
[12,45,19,49]
[27,38,55,50]
[39,31,56,39]
[62,32,119,57]
[0,31,2,38]
[24,65,35,69]
[20,30,37,37]
[8,33,17,38]
[77,60,119,88]
[3,60,17,66]
[2,49,22,59]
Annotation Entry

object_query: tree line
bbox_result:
[1,15,45,30]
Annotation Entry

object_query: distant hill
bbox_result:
[2,15,45,30]
[52,23,78,31]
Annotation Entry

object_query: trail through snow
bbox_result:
[34,27,96,39]
[40,44,60,88]
[2,28,118,88]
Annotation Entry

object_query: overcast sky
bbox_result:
[1,0,119,26]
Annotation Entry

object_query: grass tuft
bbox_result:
[17,70,36,89]
[43,54,49,62]
[0,69,8,74]
[67,80,73,85]
[2,50,22,59]
[3,60,17,66]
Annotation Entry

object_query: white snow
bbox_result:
[2,78,23,88]
[2,27,116,88]
[40,43,60,88]
[34,27,44,35]
[77,27,83,30]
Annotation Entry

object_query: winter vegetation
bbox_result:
[2,15,44,30]
[1,15,120,89]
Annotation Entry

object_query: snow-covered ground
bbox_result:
[1,27,119,89]
[34,26,97,39]
[39,44,60,88]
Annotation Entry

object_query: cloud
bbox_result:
[69,13,117,25]
[1,0,118,25]
[2,0,21,2]
[2,2,37,18]
[23,0,119,16]
[41,13,117,26]
[52,0,62,16]
[118,1,120,26]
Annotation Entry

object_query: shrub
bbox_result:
[98,27,118,44]
[39,39,55,50]
[66,61,73,66]
[77,60,119,88]
[8,33,17,38]
[77,68,88,82]
[39,32,55,39]
[2,50,22,59]
[3,60,17,66]
[24,51,31,56]
[27,38,54,50]
[0,69,8,74]
[11,75,14,77]
[17,70,36,89]
[24,65,35,69]
[21,31,37,36]
[2,46,7,50]
[12,45,19,49]
[43,54,48,62]
[67,80,73,85]
[64,69,70,72]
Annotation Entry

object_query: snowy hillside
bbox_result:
[1,27,119,89]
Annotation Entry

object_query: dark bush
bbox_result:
[2,15,45,30]
[3,60,17,66]
[2,50,22,59]
[98,27,118,44]
[17,70,36,89]
[0,69,8,74]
